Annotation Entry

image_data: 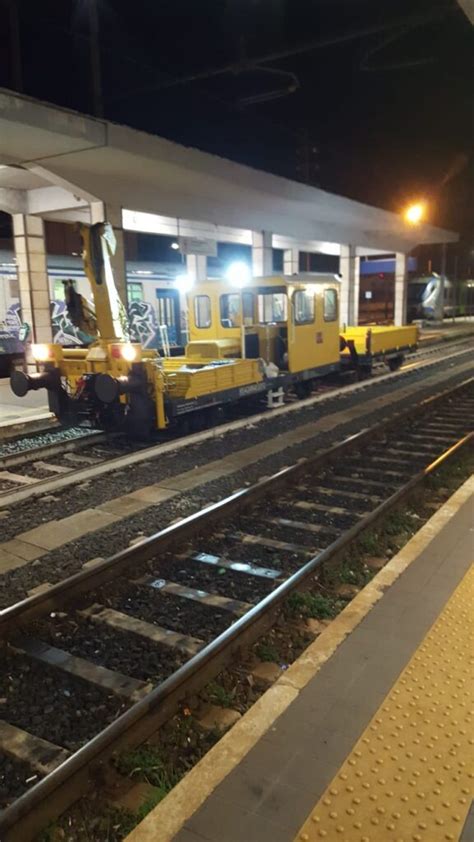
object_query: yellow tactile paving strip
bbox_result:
[295,563,474,842]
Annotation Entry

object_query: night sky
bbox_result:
[0,0,473,270]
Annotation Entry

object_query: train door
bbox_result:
[156,289,182,347]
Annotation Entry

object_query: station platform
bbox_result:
[125,474,474,842]
[0,378,54,438]
[418,318,474,345]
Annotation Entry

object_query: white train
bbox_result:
[0,251,186,374]
[407,274,474,322]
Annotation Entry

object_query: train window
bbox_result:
[220,293,241,327]
[293,289,315,324]
[54,280,65,301]
[157,294,176,326]
[258,291,288,323]
[323,288,338,321]
[194,295,212,328]
[128,282,143,303]
[243,292,254,325]
[219,292,255,327]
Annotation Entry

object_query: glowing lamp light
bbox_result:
[404,202,425,225]
[225,261,251,288]
[175,273,194,294]
[170,241,180,250]
[121,344,138,362]
[31,343,52,362]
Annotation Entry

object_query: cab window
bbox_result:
[258,291,288,323]
[323,288,338,322]
[220,293,241,327]
[194,295,211,328]
[293,289,315,324]
[219,292,255,327]
[242,292,255,325]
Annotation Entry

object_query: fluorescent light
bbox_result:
[175,273,194,293]
[225,261,251,287]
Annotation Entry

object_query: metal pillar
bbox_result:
[252,231,273,276]
[283,247,299,275]
[186,254,207,282]
[12,214,52,363]
[394,252,408,326]
[339,244,359,327]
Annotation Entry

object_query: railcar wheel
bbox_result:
[388,355,403,372]
[295,381,312,399]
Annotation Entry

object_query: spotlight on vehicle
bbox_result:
[225,261,251,287]
[31,343,53,362]
[121,344,138,362]
[175,273,194,294]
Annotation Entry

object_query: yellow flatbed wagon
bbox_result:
[340,324,418,372]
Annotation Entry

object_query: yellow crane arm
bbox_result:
[79,222,128,342]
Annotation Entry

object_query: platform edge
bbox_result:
[124,473,474,842]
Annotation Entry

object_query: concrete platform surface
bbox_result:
[0,378,53,437]
[125,475,474,842]
[418,318,474,345]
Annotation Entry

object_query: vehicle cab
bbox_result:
[187,274,341,378]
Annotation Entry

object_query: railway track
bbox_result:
[0,430,137,501]
[0,377,472,840]
[0,339,472,511]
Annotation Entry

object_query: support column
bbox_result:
[283,247,299,275]
[186,254,207,282]
[394,252,408,326]
[90,201,127,305]
[339,244,360,327]
[252,231,273,276]
[12,215,52,360]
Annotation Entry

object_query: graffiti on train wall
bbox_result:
[128,300,179,348]
[1,298,181,355]
[128,300,161,348]
[51,300,95,346]
[0,302,24,355]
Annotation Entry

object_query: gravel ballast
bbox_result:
[0,350,470,542]
[0,649,127,752]
[0,360,471,610]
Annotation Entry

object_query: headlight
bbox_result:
[121,344,138,362]
[31,343,52,362]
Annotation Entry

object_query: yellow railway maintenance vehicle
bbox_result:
[10,223,417,437]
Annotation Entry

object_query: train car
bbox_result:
[407,274,445,322]
[407,274,474,322]
[0,250,185,374]
[10,225,419,438]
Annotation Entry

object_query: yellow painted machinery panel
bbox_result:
[341,324,418,356]
[163,357,263,400]
[288,287,340,373]
[186,339,241,359]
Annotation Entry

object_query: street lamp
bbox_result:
[404,202,426,225]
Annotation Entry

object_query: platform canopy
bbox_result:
[0,88,457,254]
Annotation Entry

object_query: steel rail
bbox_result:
[0,342,471,511]
[1,375,472,635]
[0,430,106,471]
[0,381,472,840]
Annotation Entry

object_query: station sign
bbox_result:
[179,237,217,257]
